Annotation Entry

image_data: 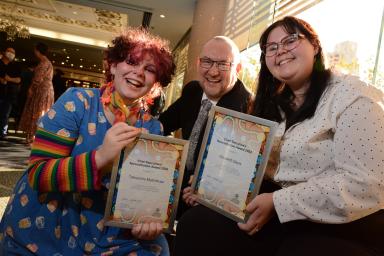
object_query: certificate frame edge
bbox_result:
[243,118,277,222]
[191,106,278,223]
[104,133,189,233]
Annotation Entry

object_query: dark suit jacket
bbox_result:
[159,79,252,178]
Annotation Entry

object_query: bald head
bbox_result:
[202,36,240,65]
[197,36,241,101]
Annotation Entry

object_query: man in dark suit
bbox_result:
[0,47,21,139]
[159,36,252,214]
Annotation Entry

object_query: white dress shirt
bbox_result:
[201,93,218,106]
[271,73,384,224]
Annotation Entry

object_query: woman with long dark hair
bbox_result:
[174,16,384,256]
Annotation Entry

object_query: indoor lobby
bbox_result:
[0,0,384,255]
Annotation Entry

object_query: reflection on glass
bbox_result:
[372,10,384,88]
[239,46,261,92]
[240,0,384,90]
[297,0,384,88]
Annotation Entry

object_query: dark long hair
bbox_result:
[252,16,331,129]
[35,42,49,56]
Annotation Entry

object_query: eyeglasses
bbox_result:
[199,58,233,71]
[262,33,305,57]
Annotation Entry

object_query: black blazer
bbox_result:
[159,79,252,177]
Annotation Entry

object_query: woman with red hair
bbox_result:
[0,28,175,256]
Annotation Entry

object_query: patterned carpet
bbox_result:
[0,196,10,218]
[0,134,30,219]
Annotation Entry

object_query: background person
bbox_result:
[174,16,384,256]
[0,46,21,139]
[18,42,54,144]
[15,60,38,128]
[53,68,67,102]
[0,27,175,256]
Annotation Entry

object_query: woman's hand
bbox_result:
[182,186,199,206]
[131,222,163,240]
[95,122,141,170]
[237,193,276,235]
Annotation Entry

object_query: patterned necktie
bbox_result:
[186,99,213,171]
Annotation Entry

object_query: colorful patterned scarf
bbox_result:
[100,81,164,125]
[100,82,141,125]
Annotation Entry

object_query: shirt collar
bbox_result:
[202,93,218,106]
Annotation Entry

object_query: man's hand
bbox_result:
[0,77,6,85]
[131,222,163,240]
[182,186,199,206]
[5,75,21,84]
[237,193,276,235]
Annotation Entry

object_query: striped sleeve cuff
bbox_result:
[28,128,101,192]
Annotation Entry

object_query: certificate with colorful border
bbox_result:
[104,133,188,233]
[191,106,277,223]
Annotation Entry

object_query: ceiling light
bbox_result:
[28,27,109,48]
[22,58,25,61]
[71,64,74,66]
[80,65,83,68]
[66,56,70,59]
[160,14,165,18]
[61,62,65,65]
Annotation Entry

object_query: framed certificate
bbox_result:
[191,106,278,223]
[104,133,188,233]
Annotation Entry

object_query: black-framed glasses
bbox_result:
[262,33,305,57]
[199,58,233,71]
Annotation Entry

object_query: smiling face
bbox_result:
[110,52,157,105]
[197,39,240,101]
[265,26,318,91]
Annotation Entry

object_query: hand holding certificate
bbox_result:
[104,133,188,233]
[191,106,277,222]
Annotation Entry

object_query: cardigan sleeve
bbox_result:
[27,88,101,192]
[273,90,384,223]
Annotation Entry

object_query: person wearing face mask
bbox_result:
[174,16,384,256]
[0,47,21,139]
[0,28,175,256]
[159,36,252,217]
